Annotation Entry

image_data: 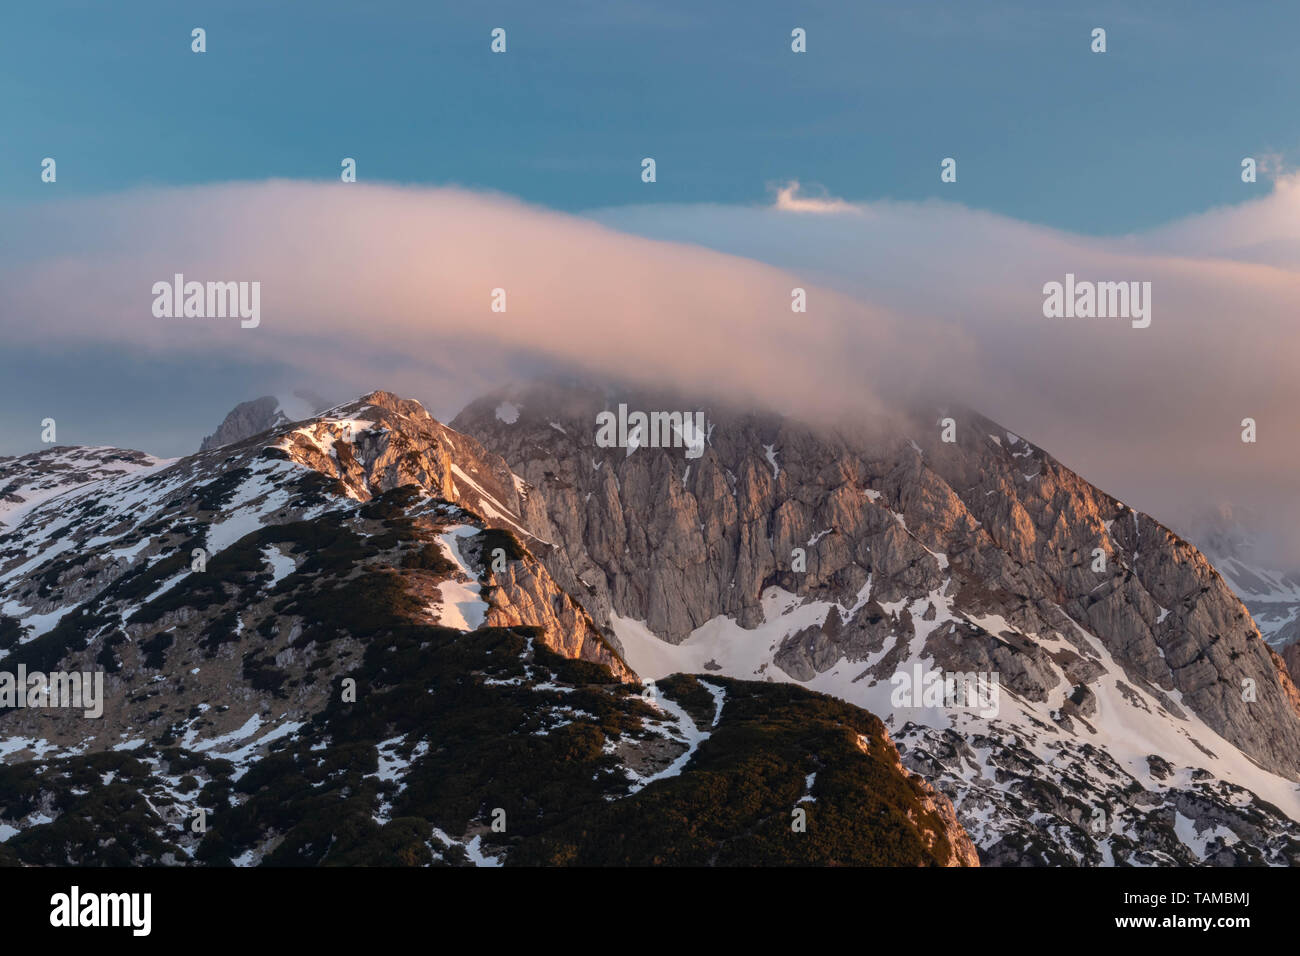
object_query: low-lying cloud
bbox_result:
[595,180,1300,565]
[3,177,1299,564]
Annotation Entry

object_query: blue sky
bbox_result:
[3,0,1296,233]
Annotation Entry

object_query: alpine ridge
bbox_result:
[0,389,976,867]
[3,381,1297,866]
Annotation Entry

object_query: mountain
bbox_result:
[0,391,976,867]
[452,381,1300,865]
[6,381,1300,867]
[198,390,328,452]
[1186,505,1300,655]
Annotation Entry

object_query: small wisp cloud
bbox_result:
[772,180,857,215]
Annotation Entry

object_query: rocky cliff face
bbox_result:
[452,381,1300,864]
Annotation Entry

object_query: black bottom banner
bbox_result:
[0,864,1281,943]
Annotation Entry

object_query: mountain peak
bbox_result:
[354,390,433,420]
[198,389,329,452]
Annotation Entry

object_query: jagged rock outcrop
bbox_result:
[482,554,627,677]
[910,777,981,867]
[198,389,328,451]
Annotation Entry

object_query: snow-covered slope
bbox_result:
[612,583,1300,864]
[0,446,171,530]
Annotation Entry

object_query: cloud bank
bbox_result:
[595,180,1300,564]
[3,178,1300,562]
[2,181,917,423]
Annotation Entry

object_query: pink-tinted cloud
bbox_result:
[4,178,1300,563]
